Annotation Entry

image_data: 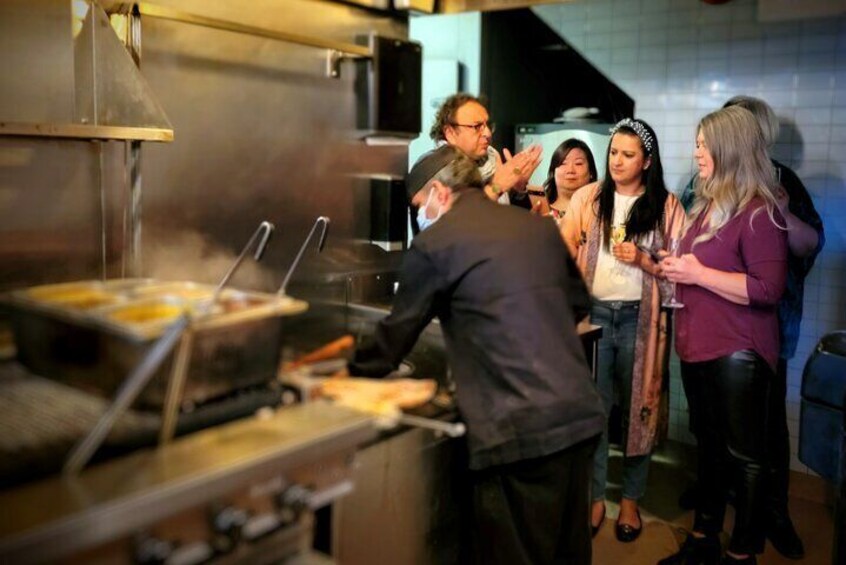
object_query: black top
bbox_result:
[350,190,605,470]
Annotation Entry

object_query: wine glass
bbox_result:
[662,237,685,309]
[610,224,627,281]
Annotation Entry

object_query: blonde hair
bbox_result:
[688,106,781,245]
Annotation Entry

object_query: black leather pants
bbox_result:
[681,350,773,555]
[766,359,791,517]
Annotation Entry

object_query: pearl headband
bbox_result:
[610,118,654,153]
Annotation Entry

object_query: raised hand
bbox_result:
[493,145,543,192]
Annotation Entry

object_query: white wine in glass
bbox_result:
[662,237,685,309]
[610,224,627,282]
[611,224,626,246]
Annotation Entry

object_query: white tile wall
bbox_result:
[536,0,846,473]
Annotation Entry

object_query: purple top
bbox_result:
[675,198,788,370]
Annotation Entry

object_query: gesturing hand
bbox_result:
[493,145,543,192]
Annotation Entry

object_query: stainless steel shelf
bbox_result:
[137,3,371,58]
[0,122,174,142]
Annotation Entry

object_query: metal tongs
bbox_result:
[64,221,275,475]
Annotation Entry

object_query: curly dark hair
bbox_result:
[429,93,487,142]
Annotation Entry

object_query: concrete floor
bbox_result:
[592,440,837,565]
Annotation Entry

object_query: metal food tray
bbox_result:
[3,280,309,409]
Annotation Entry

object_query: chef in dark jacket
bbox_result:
[350,145,605,565]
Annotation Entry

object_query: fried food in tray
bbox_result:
[24,282,121,310]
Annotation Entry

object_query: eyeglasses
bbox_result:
[451,121,495,134]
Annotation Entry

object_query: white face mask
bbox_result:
[416,187,442,231]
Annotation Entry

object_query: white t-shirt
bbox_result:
[592,192,646,301]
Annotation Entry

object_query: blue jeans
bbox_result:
[590,300,651,502]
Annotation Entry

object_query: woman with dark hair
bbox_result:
[543,138,597,222]
[562,118,685,543]
[658,106,788,565]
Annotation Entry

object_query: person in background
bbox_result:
[678,95,823,560]
[350,145,605,565]
[418,93,542,212]
[561,118,685,543]
[659,106,788,565]
[543,138,598,223]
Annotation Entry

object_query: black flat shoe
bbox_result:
[591,504,606,538]
[615,508,642,543]
[766,513,804,559]
[657,533,721,565]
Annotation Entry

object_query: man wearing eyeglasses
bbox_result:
[411,93,542,219]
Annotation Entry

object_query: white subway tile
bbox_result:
[639,45,669,63]
[638,63,668,80]
[763,22,797,40]
[801,19,841,36]
[640,0,671,14]
[800,34,838,54]
[612,30,639,49]
[795,89,835,107]
[586,0,614,19]
[762,52,799,74]
[729,39,764,59]
[834,88,846,107]
[731,22,762,41]
[586,32,613,50]
[795,107,834,126]
[667,7,699,26]
[798,52,837,72]
[700,5,732,24]
[586,49,612,68]
[613,0,639,17]
[764,36,799,56]
[639,12,671,32]
[729,56,763,76]
[697,43,731,60]
[830,126,846,143]
[798,125,831,144]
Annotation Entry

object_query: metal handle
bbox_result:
[278,216,330,296]
[397,414,466,438]
[63,314,190,474]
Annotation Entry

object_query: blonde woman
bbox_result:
[659,106,788,565]
[561,118,685,542]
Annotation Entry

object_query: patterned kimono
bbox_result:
[561,182,686,456]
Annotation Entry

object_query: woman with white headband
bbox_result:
[561,117,685,543]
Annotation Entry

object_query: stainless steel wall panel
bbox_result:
[0,0,75,124]
[137,0,409,290]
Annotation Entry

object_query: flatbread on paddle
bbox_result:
[317,378,437,416]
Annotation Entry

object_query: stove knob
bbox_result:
[134,535,173,565]
[209,506,248,553]
[277,484,312,516]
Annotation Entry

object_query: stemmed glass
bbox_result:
[662,237,685,309]
[611,224,627,282]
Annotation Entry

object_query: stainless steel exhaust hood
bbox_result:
[0,0,173,142]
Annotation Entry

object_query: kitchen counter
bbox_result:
[0,402,376,564]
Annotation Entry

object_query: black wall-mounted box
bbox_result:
[354,176,408,252]
[355,34,422,138]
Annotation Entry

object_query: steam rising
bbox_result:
[143,229,277,292]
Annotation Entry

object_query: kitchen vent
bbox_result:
[0,0,172,142]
